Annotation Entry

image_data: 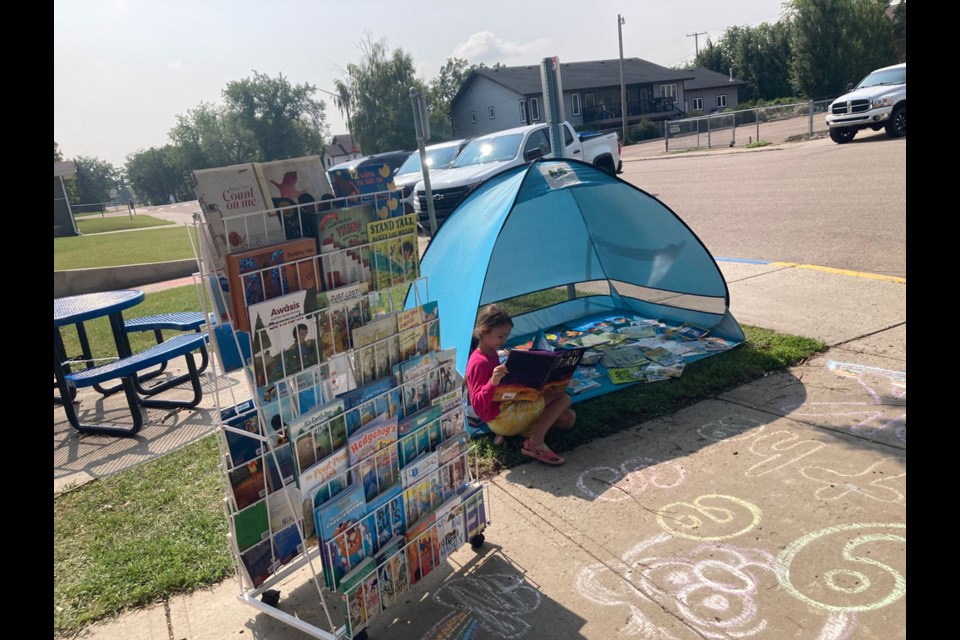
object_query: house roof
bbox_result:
[453,58,696,106]
[683,67,746,90]
[324,134,360,158]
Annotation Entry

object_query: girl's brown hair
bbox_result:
[470,304,513,352]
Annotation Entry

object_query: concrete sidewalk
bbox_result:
[59,260,906,640]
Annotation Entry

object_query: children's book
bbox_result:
[272,522,305,567]
[193,162,284,267]
[340,556,377,637]
[618,324,658,340]
[340,376,401,437]
[405,511,439,586]
[264,442,296,494]
[436,391,466,440]
[224,237,319,333]
[314,483,373,590]
[437,433,469,501]
[266,485,301,535]
[255,155,333,243]
[315,282,371,359]
[643,347,683,367]
[298,446,350,547]
[422,301,441,352]
[396,306,426,363]
[462,483,487,542]
[664,322,711,341]
[232,500,270,553]
[221,401,264,468]
[362,484,406,552]
[599,345,650,369]
[375,535,410,610]
[367,213,419,291]
[494,347,589,402]
[567,376,602,395]
[248,289,323,387]
[606,366,647,385]
[325,354,358,398]
[228,457,267,511]
[317,202,379,289]
[351,313,400,386]
[701,336,733,352]
[397,404,442,469]
[347,413,400,502]
[239,538,275,589]
[401,450,440,526]
[395,351,443,415]
[434,494,466,561]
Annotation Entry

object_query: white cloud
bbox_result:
[452,31,549,65]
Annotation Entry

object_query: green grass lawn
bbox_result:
[76,214,174,234]
[52,311,825,637]
[54,226,198,270]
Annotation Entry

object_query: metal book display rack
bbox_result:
[188,191,490,640]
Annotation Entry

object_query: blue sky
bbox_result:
[54,0,787,168]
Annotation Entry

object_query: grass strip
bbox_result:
[54,226,197,270]
[76,215,174,234]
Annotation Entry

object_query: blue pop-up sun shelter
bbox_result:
[407,157,744,404]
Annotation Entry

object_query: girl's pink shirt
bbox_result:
[466,348,502,423]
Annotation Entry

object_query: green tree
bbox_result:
[334,36,424,153]
[693,23,793,102]
[787,0,897,98]
[125,145,190,206]
[222,71,329,162]
[692,38,732,76]
[73,155,119,207]
[426,57,482,142]
[892,0,905,61]
[168,102,259,171]
[54,141,63,163]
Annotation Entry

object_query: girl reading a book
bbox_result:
[466,304,575,466]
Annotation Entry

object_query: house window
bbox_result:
[530,97,541,121]
[716,94,727,109]
[584,93,595,108]
[519,98,527,123]
[659,84,678,102]
[692,97,703,111]
[470,111,477,124]
[489,106,495,119]
[571,93,581,116]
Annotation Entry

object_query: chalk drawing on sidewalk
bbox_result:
[782,361,906,443]
[420,610,480,640]
[431,573,542,639]
[576,457,686,502]
[776,523,906,613]
[656,495,761,541]
[743,430,826,477]
[576,533,854,639]
[696,415,764,442]
[799,458,906,503]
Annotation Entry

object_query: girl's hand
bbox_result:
[491,364,508,386]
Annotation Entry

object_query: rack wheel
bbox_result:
[470,533,485,549]
[261,589,281,607]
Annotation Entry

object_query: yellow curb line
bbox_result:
[769,262,906,284]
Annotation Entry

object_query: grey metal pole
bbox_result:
[664,120,669,152]
[756,108,760,143]
[808,99,814,139]
[707,115,711,148]
[410,88,438,236]
[618,15,628,145]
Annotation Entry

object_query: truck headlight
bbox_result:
[871,97,894,108]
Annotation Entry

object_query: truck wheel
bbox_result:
[829,128,857,144]
[595,158,616,176]
[885,105,906,138]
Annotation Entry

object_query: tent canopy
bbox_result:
[410,158,744,375]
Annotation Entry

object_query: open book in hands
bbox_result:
[493,347,588,402]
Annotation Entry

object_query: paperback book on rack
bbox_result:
[255,155,334,243]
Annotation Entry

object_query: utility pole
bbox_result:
[686,31,708,58]
[618,14,628,145]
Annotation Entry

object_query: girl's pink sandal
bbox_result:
[521,440,564,466]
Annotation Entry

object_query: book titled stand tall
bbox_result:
[189,184,490,640]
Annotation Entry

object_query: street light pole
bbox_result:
[618,15,628,145]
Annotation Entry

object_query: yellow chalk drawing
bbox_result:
[656,494,761,541]
[800,457,906,503]
[776,523,906,613]
[745,431,825,477]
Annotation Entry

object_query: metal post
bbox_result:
[756,108,760,143]
[664,120,669,152]
[410,88,438,236]
[618,15,628,145]
[808,99,814,139]
[697,117,700,149]
[707,115,711,148]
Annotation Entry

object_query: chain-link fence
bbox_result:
[624,100,834,153]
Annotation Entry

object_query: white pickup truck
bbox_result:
[414,121,622,230]
[825,63,906,144]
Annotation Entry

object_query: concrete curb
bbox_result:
[54,259,198,298]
